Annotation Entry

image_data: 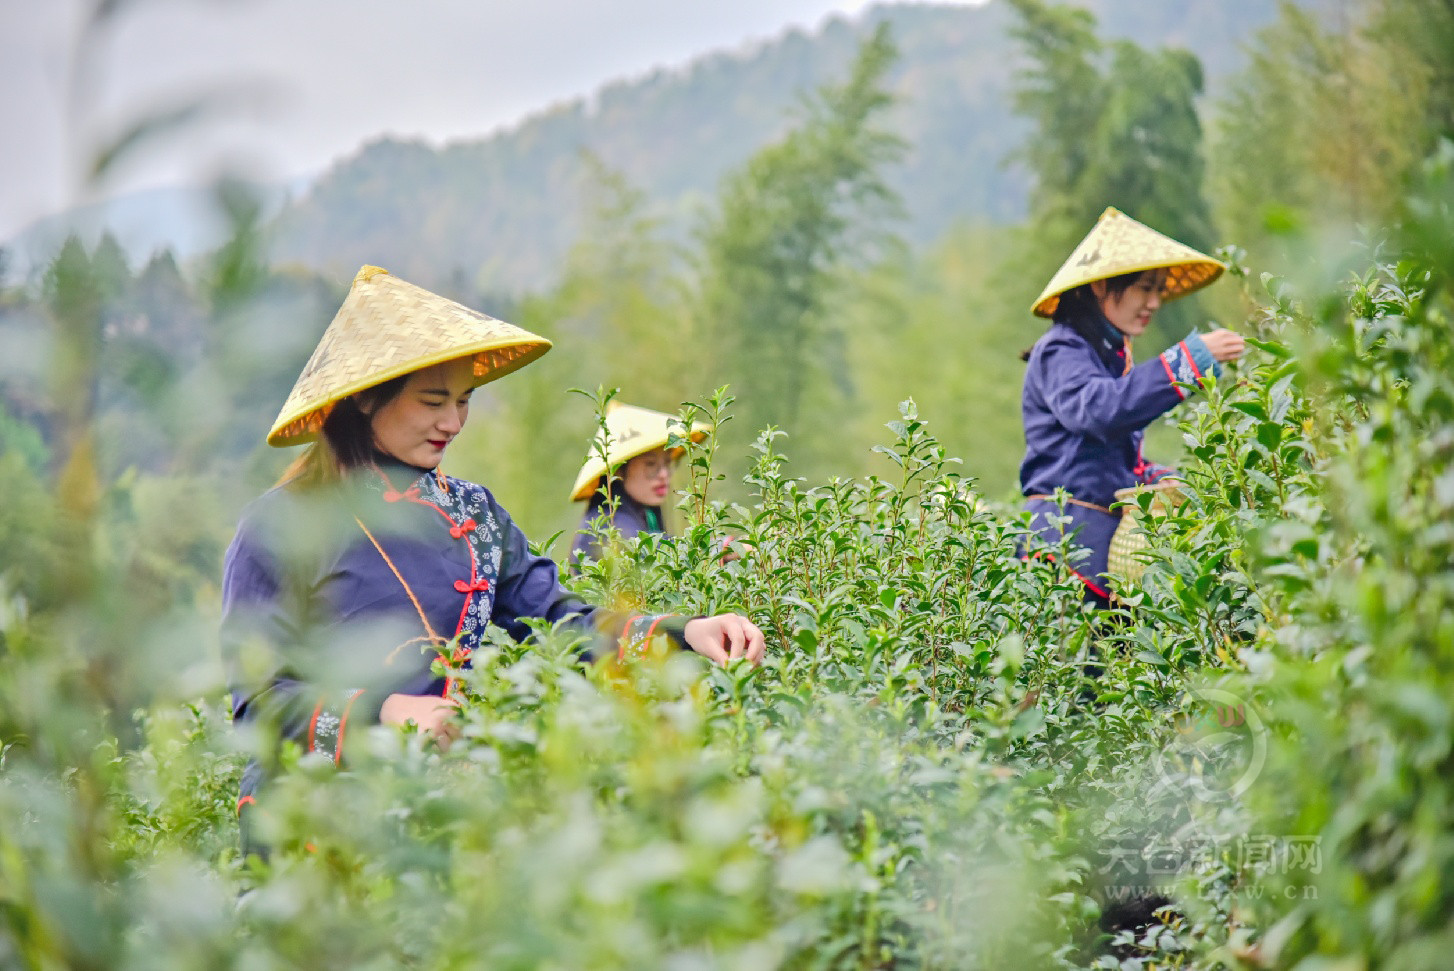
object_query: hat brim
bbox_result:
[1029,207,1227,319]
[569,429,709,502]
[1031,257,1224,319]
[267,339,551,447]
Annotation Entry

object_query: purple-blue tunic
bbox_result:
[222,461,689,811]
[569,492,665,570]
[1020,316,1218,595]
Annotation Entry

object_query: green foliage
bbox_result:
[1209,0,1450,268]
[696,23,905,466]
[5,226,1454,966]
[450,160,698,542]
[839,225,1039,498]
[1005,0,1223,346]
[7,5,1454,967]
[1006,0,1217,345]
[1217,247,1454,965]
[0,404,48,475]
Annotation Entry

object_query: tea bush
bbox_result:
[4,216,1454,967]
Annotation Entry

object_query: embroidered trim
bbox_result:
[1159,353,1187,400]
[335,689,364,763]
[1180,341,1205,384]
[1161,341,1208,399]
[618,614,670,661]
[306,701,325,753]
[361,466,503,699]
[311,707,343,764]
[618,613,645,660]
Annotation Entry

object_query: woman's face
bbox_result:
[621,447,672,507]
[365,359,475,469]
[1093,270,1167,338]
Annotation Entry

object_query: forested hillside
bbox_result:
[5,1,1454,967]
[267,0,1302,293]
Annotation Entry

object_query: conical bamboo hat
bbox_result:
[1030,207,1226,319]
[570,401,711,501]
[267,265,552,446]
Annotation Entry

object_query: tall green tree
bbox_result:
[695,23,904,457]
[1004,0,1106,251]
[1211,0,1446,268]
[1007,0,1215,340]
[1371,0,1454,139]
[453,160,690,543]
[41,236,107,478]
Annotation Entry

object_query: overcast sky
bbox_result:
[0,0,985,242]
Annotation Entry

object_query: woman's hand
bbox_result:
[683,614,766,666]
[719,534,755,565]
[380,693,462,749]
[1202,328,1246,363]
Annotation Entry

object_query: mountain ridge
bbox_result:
[6,0,1307,291]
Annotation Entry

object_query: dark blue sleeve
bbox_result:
[221,510,381,763]
[1037,336,1208,441]
[488,495,689,658]
[221,521,301,723]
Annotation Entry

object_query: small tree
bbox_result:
[695,23,905,454]
[1007,0,1215,340]
[1211,0,1440,265]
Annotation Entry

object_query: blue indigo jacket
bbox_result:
[569,492,665,570]
[1020,315,1218,594]
[222,461,689,808]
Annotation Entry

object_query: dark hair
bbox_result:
[277,375,410,490]
[323,375,410,468]
[582,450,665,511]
[1019,270,1150,363]
[583,474,626,514]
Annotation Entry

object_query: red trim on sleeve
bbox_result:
[619,614,645,660]
[306,701,324,753]
[1020,550,1112,600]
[1179,341,1205,385]
[1071,566,1111,600]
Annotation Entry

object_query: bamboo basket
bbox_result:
[1107,481,1185,582]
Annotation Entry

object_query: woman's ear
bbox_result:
[1089,279,1108,300]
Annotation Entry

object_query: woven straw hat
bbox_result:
[267,265,552,446]
[569,401,711,501]
[1031,207,1226,319]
